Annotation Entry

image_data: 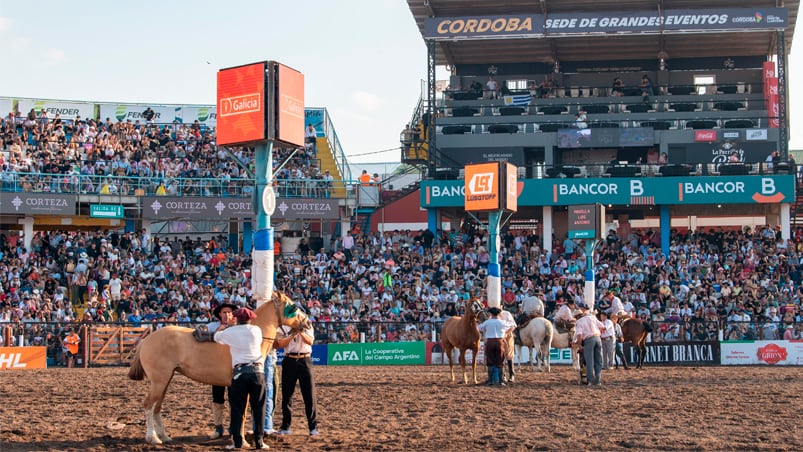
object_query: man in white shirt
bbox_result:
[479,307,516,386]
[599,312,616,369]
[573,303,605,385]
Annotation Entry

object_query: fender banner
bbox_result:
[98,104,180,124]
[623,341,720,365]
[720,340,803,365]
[0,347,47,370]
[16,99,94,121]
[180,106,217,126]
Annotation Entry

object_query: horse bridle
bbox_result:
[262,293,307,342]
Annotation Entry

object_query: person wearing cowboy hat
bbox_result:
[207,302,238,440]
[573,302,605,385]
[479,307,516,386]
[214,308,268,450]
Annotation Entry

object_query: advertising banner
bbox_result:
[142,196,252,219]
[304,108,326,137]
[671,141,776,164]
[623,341,720,366]
[0,98,13,117]
[421,175,795,208]
[216,62,267,145]
[17,99,94,121]
[273,198,340,220]
[0,193,76,215]
[464,162,500,211]
[424,8,788,39]
[142,197,340,220]
[720,340,803,365]
[98,104,179,124]
[276,344,328,366]
[328,342,426,366]
[275,63,305,147]
[180,106,217,126]
[0,347,47,370]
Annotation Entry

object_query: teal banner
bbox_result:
[421,175,795,207]
[328,342,426,366]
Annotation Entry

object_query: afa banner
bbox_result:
[328,342,426,366]
[0,347,47,370]
[720,340,803,365]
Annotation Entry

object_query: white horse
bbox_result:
[515,295,580,372]
[517,316,553,372]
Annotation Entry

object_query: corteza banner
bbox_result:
[623,341,720,366]
[142,197,339,220]
[424,8,788,39]
[0,193,76,215]
[421,175,795,207]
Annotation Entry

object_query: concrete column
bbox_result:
[780,203,791,241]
[660,205,671,257]
[18,216,34,253]
[542,206,553,255]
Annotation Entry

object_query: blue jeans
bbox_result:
[263,353,277,431]
[583,336,603,384]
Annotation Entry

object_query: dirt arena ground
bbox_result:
[1,365,801,451]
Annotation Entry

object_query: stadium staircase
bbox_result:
[315,137,347,198]
[793,180,803,227]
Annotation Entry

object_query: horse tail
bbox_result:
[128,347,146,381]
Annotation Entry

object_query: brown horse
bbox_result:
[621,317,651,369]
[127,291,308,444]
[441,299,485,384]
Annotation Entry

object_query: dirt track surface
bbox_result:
[1,365,801,451]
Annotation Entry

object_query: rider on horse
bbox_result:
[553,297,577,338]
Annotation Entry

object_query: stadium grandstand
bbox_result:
[0,0,801,369]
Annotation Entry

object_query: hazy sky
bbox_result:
[1,1,802,165]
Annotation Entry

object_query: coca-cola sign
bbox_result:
[694,130,716,142]
[757,343,788,365]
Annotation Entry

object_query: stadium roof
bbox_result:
[406,0,799,67]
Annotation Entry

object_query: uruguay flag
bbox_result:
[503,94,531,107]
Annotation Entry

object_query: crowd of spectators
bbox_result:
[2,221,802,363]
[1,107,801,364]
[0,108,329,198]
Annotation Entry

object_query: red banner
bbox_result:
[766,77,779,128]
[276,63,305,147]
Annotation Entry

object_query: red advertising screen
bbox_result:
[276,63,305,147]
[216,62,267,145]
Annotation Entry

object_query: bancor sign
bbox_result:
[421,175,795,207]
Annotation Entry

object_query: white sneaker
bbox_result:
[225,445,241,450]
[276,429,292,435]
[310,429,319,436]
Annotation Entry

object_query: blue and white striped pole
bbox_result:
[486,210,502,308]
[252,142,275,308]
[584,240,595,311]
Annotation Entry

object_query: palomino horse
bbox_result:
[621,317,650,369]
[127,291,308,445]
[441,299,485,384]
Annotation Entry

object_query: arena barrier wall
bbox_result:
[0,346,47,370]
[327,342,426,365]
[720,340,803,365]
[623,341,721,366]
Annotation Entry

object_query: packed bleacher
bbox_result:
[0,108,327,197]
[1,219,802,364]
